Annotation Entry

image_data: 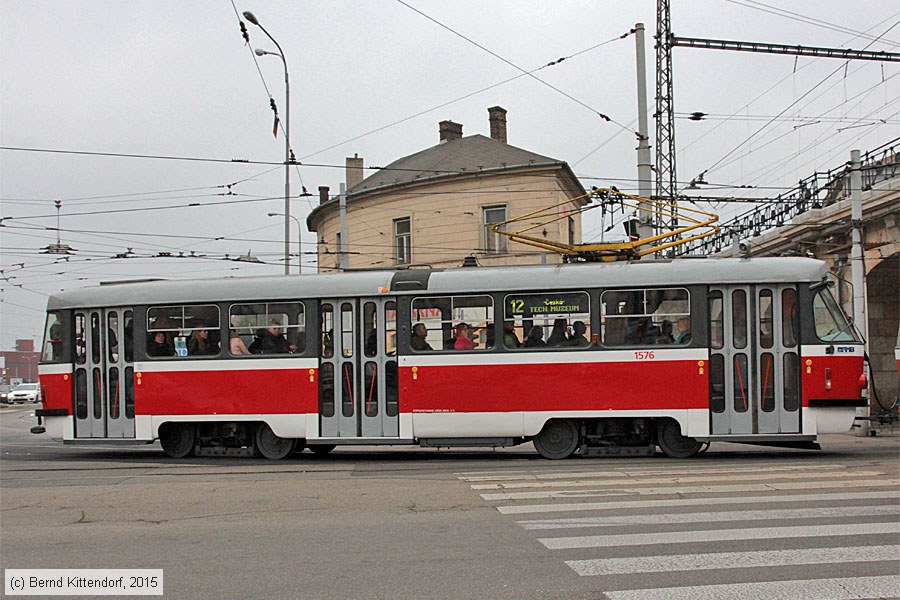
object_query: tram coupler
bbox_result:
[30,425,46,435]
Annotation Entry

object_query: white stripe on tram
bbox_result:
[457,463,849,482]
[566,544,900,576]
[481,478,899,501]
[134,358,318,372]
[602,575,900,600]
[471,470,884,490]
[538,522,900,550]
[497,490,900,515]
[400,347,706,368]
[520,505,898,530]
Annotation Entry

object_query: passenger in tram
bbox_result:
[674,317,692,345]
[188,327,217,356]
[147,331,174,357]
[229,330,250,355]
[524,325,546,348]
[547,318,569,346]
[49,322,64,361]
[503,320,521,348]
[453,322,476,350]
[568,320,590,347]
[410,323,433,351]
[249,322,296,354]
[656,320,674,344]
[485,322,495,349]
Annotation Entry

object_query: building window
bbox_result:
[483,206,508,253]
[394,218,411,264]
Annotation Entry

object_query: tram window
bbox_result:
[364,362,378,417]
[341,303,354,357]
[42,312,64,363]
[709,292,724,350]
[90,312,101,363]
[92,367,103,419]
[710,354,725,413]
[319,363,335,417]
[147,305,220,358]
[733,354,749,413]
[229,302,304,356]
[74,314,86,365]
[411,295,493,351]
[108,311,119,362]
[321,304,334,358]
[782,289,798,348]
[759,290,774,349]
[341,363,354,417]
[812,288,857,342]
[385,301,397,356]
[601,288,689,346]
[760,353,775,412]
[75,369,88,419]
[783,353,800,412]
[124,311,134,362]
[125,366,135,419]
[363,303,377,357]
[108,367,120,420]
[386,360,398,417]
[504,292,590,349]
[732,290,748,349]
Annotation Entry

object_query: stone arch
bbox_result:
[865,252,899,413]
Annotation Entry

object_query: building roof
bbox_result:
[349,134,561,195]
[307,134,583,230]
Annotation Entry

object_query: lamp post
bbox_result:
[244,10,291,276]
[268,212,302,274]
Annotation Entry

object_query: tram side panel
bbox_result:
[36,364,75,441]
[133,359,320,439]
[401,349,709,439]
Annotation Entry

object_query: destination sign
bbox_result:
[505,293,588,318]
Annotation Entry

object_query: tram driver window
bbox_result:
[146,305,221,358]
[504,292,591,349]
[42,311,65,363]
[601,288,690,346]
[229,302,306,356]
[411,295,493,351]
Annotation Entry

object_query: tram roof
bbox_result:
[46,257,828,310]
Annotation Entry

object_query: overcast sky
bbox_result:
[1,0,898,349]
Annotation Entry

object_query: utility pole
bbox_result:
[655,0,678,235]
[850,149,869,436]
[634,22,654,240]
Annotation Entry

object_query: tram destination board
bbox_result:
[505,292,588,318]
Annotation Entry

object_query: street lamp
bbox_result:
[244,10,292,276]
[268,212,302,274]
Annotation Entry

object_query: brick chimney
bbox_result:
[439,120,463,143]
[318,185,330,205]
[488,106,507,143]
[345,154,364,190]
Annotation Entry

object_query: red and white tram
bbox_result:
[32,257,866,459]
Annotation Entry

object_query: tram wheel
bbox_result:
[159,423,196,459]
[308,444,336,456]
[254,424,296,460]
[656,419,702,458]
[533,419,580,459]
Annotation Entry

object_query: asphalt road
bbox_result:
[1,404,898,600]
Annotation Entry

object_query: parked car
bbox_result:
[7,383,41,404]
[0,384,12,404]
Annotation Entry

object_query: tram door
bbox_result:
[709,286,800,435]
[318,298,399,438]
[73,308,135,438]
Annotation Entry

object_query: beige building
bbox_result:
[307,107,587,272]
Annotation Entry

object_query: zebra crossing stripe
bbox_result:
[481,478,899,501]
[538,521,900,549]
[471,470,884,490]
[520,505,898,529]
[602,575,900,600]
[566,544,900,576]
[457,463,847,482]
[497,489,900,514]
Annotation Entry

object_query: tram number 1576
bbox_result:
[634,351,655,360]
